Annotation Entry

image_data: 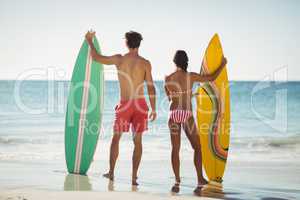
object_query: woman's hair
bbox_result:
[173,50,188,71]
[125,31,143,49]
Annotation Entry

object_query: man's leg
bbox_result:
[132,132,142,186]
[103,131,122,180]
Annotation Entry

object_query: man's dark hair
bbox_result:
[173,50,188,71]
[125,31,143,49]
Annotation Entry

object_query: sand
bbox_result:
[0,160,299,200]
[0,189,216,200]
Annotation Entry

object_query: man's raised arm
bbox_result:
[85,31,121,66]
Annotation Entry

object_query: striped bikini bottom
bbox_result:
[169,110,193,123]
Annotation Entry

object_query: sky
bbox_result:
[0,0,299,80]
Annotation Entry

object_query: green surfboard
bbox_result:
[65,37,104,175]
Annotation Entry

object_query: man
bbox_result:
[85,30,156,186]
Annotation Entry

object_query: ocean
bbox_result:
[0,80,300,199]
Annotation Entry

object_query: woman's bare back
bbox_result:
[165,71,194,111]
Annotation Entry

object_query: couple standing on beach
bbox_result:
[85,30,227,194]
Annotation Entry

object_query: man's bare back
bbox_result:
[116,53,151,100]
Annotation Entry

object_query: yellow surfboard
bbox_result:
[196,34,230,186]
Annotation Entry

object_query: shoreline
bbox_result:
[0,160,299,200]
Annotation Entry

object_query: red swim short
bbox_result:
[113,98,149,133]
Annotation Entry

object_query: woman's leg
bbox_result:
[168,119,181,192]
[183,116,208,187]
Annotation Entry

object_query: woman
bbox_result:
[164,50,227,194]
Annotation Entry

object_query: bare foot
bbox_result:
[171,182,180,193]
[193,186,202,196]
[132,177,139,186]
[103,172,114,181]
[193,179,208,196]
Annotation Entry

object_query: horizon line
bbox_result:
[0,79,299,82]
